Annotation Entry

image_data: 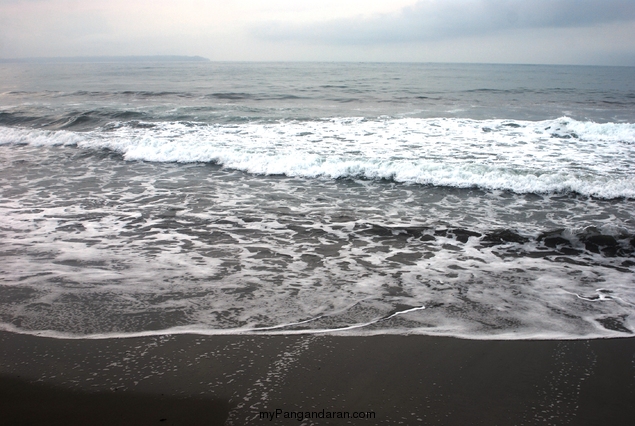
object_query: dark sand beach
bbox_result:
[1,331,634,425]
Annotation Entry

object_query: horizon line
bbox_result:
[0,56,632,67]
[0,55,210,63]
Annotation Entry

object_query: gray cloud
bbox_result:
[252,0,635,44]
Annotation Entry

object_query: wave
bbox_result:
[2,117,635,198]
[0,109,149,130]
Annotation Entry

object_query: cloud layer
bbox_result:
[1,0,634,65]
[252,0,635,44]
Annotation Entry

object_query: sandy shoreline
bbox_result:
[1,331,634,425]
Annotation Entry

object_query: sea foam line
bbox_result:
[2,117,635,198]
[2,321,631,341]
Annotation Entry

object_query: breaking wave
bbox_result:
[2,117,635,198]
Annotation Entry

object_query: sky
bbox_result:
[1,0,634,65]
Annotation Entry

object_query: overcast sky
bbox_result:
[1,0,634,65]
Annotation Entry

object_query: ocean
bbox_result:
[0,61,634,340]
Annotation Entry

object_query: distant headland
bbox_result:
[0,55,210,63]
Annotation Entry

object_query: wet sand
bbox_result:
[1,331,634,425]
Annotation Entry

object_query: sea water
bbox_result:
[0,62,634,339]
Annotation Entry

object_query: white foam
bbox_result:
[1,195,633,340]
[0,126,85,146]
[2,117,635,198]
